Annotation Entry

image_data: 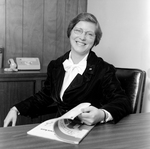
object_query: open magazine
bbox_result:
[27,103,94,144]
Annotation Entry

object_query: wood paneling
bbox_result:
[0,0,87,68]
[43,0,57,65]
[0,0,5,47]
[23,0,43,58]
[5,0,23,60]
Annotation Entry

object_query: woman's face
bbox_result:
[70,21,96,56]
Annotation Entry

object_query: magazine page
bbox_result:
[27,118,63,142]
[27,103,94,144]
[54,118,94,144]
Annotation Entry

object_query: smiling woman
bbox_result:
[69,21,96,60]
[4,13,132,127]
[67,12,102,62]
[67,13,102,47]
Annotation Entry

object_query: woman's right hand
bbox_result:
[3,107,18,127]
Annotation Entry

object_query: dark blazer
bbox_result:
[15,51,132,123]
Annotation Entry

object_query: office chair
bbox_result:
[116,68,146,113]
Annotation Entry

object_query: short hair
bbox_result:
[67,12,102,46]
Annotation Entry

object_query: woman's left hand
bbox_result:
[78,106,105,125]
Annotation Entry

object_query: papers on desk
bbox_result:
[27,103,94,144]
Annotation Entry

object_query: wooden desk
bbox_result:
[1,113,150,149]
[0,68,55,127]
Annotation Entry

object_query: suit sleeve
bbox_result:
[14,62,55,118]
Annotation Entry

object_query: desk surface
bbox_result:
[1,113,150,149]
[0,68,47,78]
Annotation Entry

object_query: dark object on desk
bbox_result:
[116,68,146,113]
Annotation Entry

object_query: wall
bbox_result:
[87,0,150,112]
[0,0,87,68]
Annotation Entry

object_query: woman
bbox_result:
[4,13,132,127]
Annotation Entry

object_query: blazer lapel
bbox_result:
[52,51,98,101]
[52,52,69,101]
[65,51,97,92]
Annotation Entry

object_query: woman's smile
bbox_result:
[76,40,86,46]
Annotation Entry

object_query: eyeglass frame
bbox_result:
[73,27,96,40]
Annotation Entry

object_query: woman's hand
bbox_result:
[3,107,18,127]
[78,106,105,125]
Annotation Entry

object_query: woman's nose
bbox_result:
[79,32,86,40]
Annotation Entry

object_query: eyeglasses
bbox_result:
[73,27,95,40]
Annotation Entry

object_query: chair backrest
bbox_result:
[115,68,146,113]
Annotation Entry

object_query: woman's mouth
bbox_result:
[76,41,86,46]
